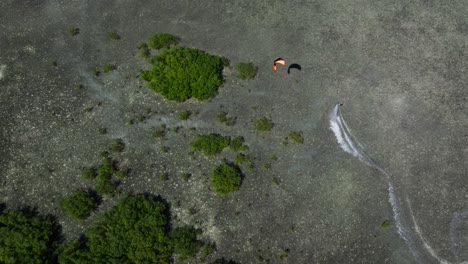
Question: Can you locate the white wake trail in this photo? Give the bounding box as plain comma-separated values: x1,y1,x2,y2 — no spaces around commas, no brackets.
329,103,464,264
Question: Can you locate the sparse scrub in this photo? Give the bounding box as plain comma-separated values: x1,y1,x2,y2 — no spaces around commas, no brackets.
106,32,120,40
288,131,304,144
381,220,390,229
170,228,203,261
217,112,236,126
60,191,98,220
116,168,130,179
254,117,274,131
148,33,180,49
98,127,107,134
102,64,116,73
160,173,169,181
161,146,170,153
235,153,250,164
110,138,125,152
210,163,242,194
68,26,79,36
95,176,116,196
152,125,167,138
229,136,247,151
201,242,216,260
178,110,191,120
236,62,257,80
140,47,226,102
211,258,238,264
191,134,230,156
140,48,151,58
272,177,280,185
82,167,96,180
82,106,93,113
181,173,191,182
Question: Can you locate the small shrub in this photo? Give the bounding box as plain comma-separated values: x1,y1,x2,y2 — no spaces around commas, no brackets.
106,32,120,40
95,177,116,196
102,64,116,73
137,42,148,49
191,134,230,156
160,173,169,181
288,131,304,144
148,33,180,49
82,106,93,113
97,157,115,178
272,177,280,185
152,126,166,138
254,117,273,131
141,47,225,102
161,146,170,153
68,26,79,36
181,173,191,182
381,220,391,229
178,110,191,120
236,62,257,80
217,112,236,126
263,164,271,171
98,127,107,134
82,167,96,180
116,168,130,179
235,153,250,164
136,115,145,123
110,138,125,152
229,136,246,151
60,191,98,220
140,48,151,58
99,150,110,158
201,242,216,261
210,163,242,194
170,228,202,260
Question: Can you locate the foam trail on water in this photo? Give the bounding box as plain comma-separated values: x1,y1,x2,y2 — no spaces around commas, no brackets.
329,104,418,259
330,103,468,264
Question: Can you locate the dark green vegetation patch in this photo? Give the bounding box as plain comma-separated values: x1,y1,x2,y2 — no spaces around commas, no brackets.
0,209,59,263
191,134,247,156
59,191,98,220
254,117,274,131
210,163,242,194
68,26,79,36
191,134,230,156
59,194,203,263
148,33,180,49
141,47,227,102
288,131,304,144
236,62,257,80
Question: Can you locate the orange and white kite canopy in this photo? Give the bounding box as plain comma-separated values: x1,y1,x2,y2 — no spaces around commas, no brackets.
272,57,286,71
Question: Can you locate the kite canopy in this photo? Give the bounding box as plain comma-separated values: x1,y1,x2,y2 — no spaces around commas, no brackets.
272,57,286,71
287,63,302,74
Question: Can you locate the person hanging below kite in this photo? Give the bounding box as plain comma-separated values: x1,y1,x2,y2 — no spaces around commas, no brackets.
272,57,286,71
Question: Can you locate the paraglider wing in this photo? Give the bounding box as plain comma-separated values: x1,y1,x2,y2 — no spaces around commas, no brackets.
287,63,302,74
272,57,286,71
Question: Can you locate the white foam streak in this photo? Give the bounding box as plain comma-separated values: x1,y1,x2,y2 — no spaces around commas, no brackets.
329,104,416,257
329,103,468,264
